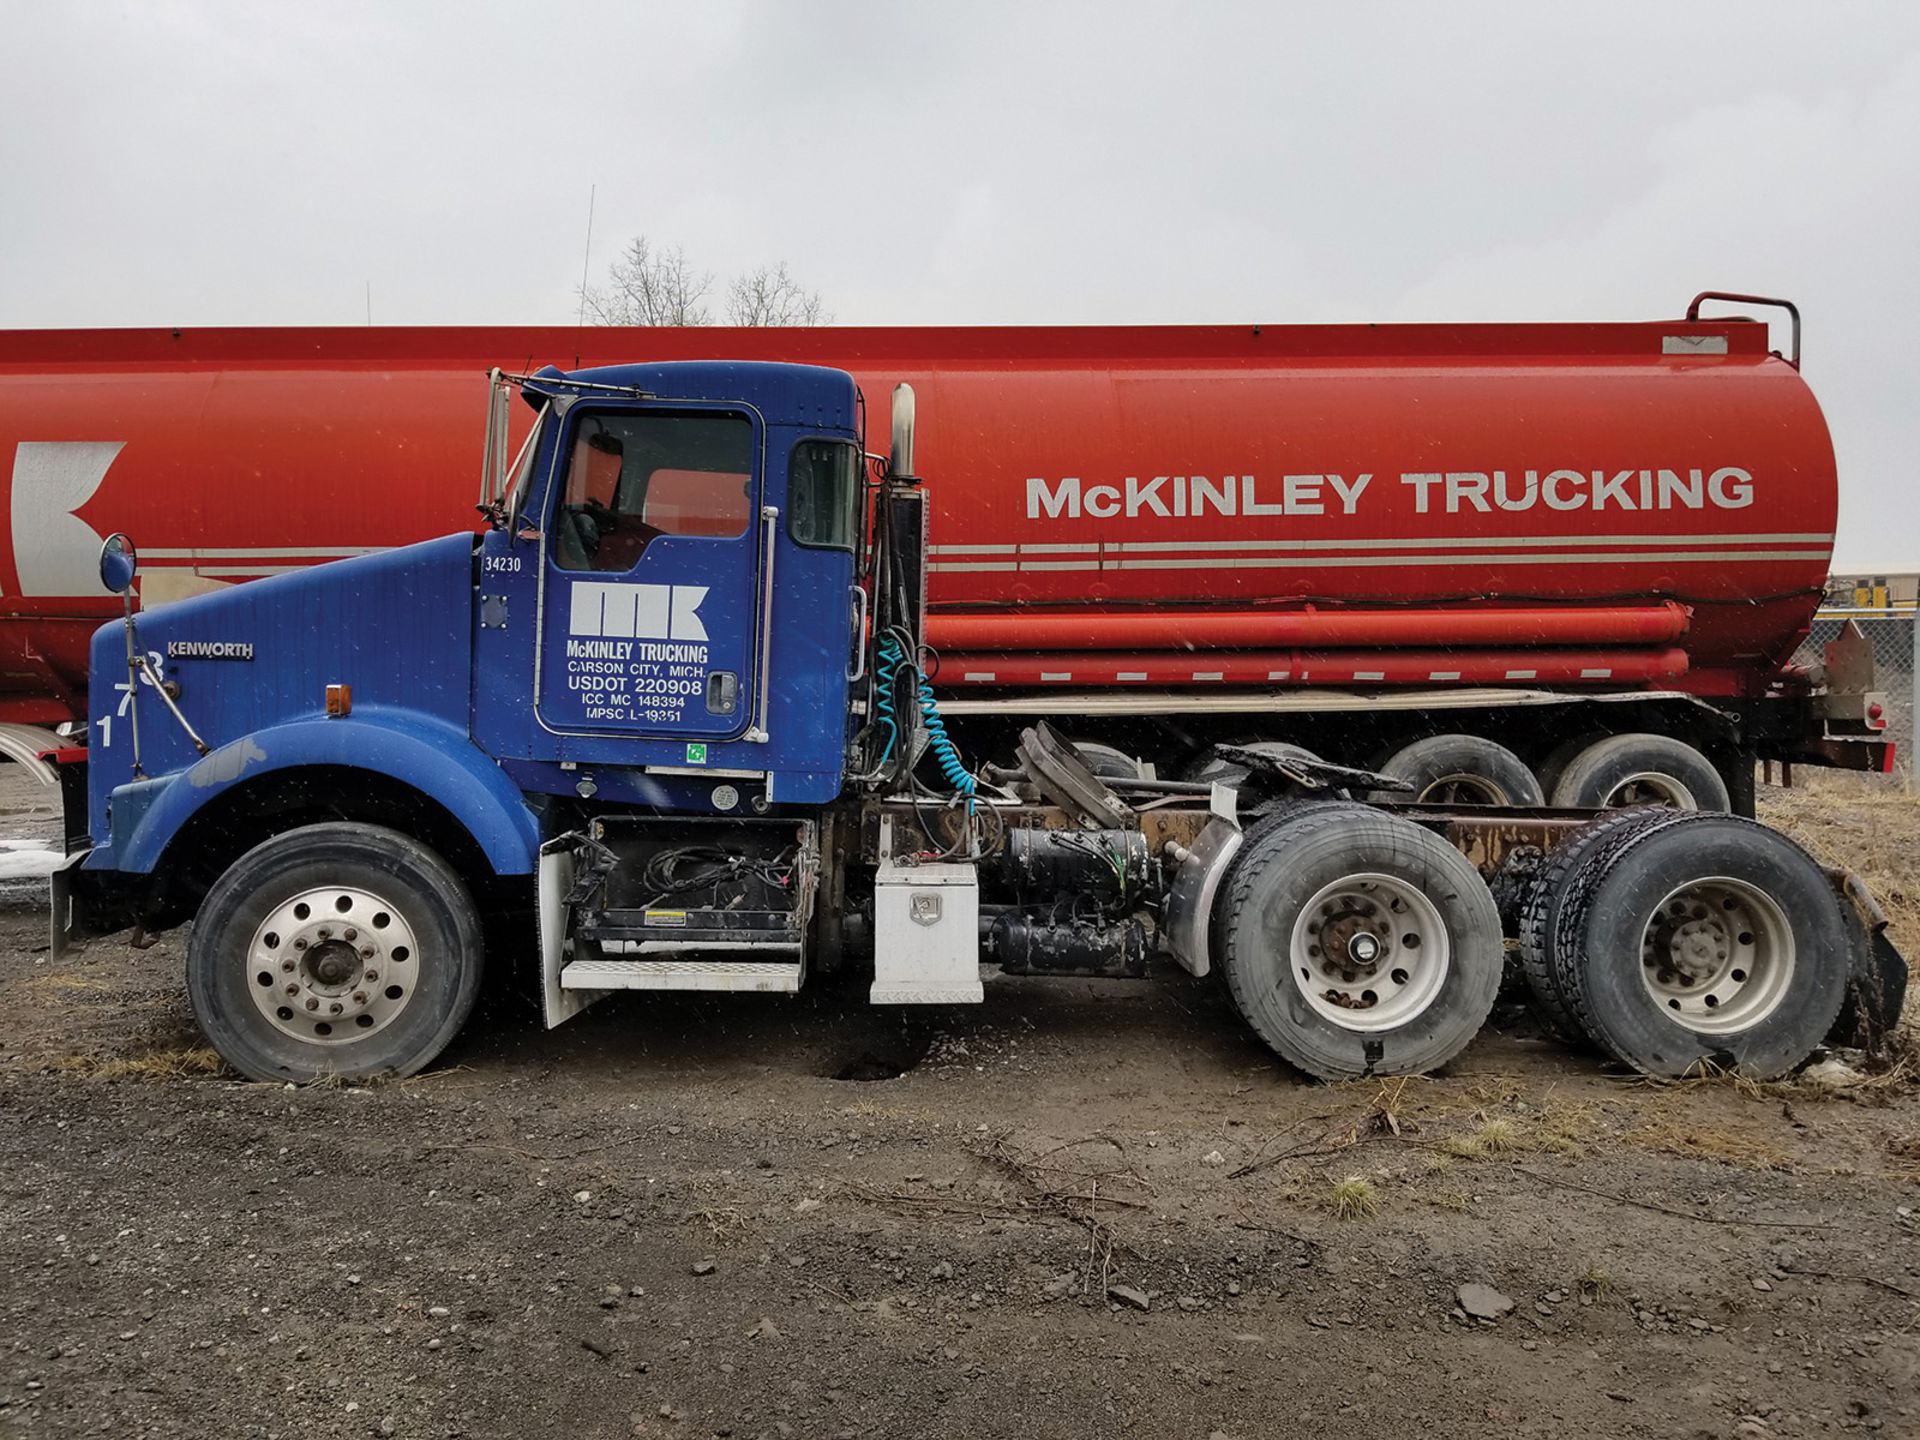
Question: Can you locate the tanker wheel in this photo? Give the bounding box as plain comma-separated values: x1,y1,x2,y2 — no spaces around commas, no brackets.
187,823,484,1083
1071,740,1147,781
1370,734,1544,807
1533,732,1604,800
1515,806,1688,1042
1549,813,1848,1078
1549,733,1730,811
1216,806,1502,1079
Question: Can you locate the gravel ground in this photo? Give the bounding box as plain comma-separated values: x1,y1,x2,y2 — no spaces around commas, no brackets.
1,770,1916,1439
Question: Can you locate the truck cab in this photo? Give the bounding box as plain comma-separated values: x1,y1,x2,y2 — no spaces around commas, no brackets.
471,361,864,812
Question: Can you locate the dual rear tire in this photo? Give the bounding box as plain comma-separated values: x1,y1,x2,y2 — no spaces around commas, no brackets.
1517,811,1846,1077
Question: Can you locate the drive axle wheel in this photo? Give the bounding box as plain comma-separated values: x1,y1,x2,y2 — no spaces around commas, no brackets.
1638,878,1795,1032
188,823,483,1083
1550,813,1846,1078
1290,872,1450,1028
1515,806,1685,1041
1217,807,1502,1079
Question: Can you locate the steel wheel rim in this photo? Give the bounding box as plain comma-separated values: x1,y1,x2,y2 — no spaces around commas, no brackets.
1288,871,1451,1031
1639,876,1794,1034
1417,772,1508,806
1603,770,1697,808
245,885,421,1044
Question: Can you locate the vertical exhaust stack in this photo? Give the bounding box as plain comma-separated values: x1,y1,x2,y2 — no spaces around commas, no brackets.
889,383,917,481
883,387,928,648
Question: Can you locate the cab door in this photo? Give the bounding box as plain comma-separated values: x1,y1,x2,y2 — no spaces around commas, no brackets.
535,402,763,743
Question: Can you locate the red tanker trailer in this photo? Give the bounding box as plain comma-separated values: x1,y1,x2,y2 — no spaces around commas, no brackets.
0,294,1889,807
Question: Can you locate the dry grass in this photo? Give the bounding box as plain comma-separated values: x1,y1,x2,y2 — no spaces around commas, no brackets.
1577,1263,1614,1300
1325,1175,1380,1221
1760,774,1920,969
1658,1051,1915,1100
27,973,114,993
686,1204,751,1242
51,1045,228,1081
1628,1118,1793,1172
1409,1186,1469,1213
1437,1115,1533,1160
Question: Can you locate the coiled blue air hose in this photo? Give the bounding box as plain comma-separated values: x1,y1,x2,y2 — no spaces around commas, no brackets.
873,635,903,766
917,681,977,803
875,634,975,804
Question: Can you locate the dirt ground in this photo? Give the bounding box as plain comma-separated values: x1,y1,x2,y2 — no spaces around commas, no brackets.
2,771,1917,1440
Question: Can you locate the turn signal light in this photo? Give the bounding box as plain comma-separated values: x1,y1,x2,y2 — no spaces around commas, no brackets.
326,683,352,717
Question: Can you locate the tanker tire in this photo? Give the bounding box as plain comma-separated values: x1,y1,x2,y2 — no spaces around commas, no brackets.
1515,806,1688,1042
1550,813,1848,1079
1371,734,1544,807
1549,733,1730,811
1533,732,1604,800
1217,806,1503,1079
1071,740,1147,781
188,823,484,1084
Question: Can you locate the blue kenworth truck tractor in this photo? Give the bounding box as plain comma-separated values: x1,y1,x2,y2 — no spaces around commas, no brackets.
48,361,1906,1084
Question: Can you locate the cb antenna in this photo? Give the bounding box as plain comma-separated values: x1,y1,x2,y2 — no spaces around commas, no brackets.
576,184,597,327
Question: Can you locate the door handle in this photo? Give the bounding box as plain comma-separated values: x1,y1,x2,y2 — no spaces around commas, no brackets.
745,505,778,744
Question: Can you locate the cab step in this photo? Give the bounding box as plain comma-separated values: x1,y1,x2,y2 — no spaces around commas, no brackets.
559,958,802,993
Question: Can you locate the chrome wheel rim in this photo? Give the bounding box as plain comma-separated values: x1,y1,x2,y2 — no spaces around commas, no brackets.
1639,876,1794,1034
1288,872,1450,1031
1603,771,1697,808
246,885,420,1044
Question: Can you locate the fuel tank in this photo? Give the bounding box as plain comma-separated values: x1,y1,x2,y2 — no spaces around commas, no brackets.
0,313,1834,721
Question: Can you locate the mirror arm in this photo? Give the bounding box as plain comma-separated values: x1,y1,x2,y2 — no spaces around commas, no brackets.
136,654,211,757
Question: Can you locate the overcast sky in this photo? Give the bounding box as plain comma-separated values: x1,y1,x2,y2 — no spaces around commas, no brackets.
2,2,1916,568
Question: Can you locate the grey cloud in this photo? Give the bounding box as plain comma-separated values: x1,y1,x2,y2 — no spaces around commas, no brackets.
1,1,1914,565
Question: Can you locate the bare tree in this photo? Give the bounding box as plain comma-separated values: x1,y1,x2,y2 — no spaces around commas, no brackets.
580,237,713,326
581,238,829,327
725,261,830,327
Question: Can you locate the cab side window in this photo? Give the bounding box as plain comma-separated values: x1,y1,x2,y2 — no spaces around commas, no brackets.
554,412,755,573
788,439,858,550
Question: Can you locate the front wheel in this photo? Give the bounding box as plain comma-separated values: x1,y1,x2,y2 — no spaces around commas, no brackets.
1216,806,1503,1079
188,823,484,1083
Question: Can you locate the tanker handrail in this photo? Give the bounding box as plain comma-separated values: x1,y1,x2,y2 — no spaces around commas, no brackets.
1687,291,1800,370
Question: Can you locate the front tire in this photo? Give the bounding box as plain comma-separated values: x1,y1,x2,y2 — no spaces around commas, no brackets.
1217,806,1503,1079
188,823,484,1083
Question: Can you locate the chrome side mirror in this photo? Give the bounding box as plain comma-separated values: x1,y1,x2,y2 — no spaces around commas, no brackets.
99,532,139,595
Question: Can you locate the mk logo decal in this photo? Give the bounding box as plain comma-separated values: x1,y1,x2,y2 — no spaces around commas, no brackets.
567,582,709,641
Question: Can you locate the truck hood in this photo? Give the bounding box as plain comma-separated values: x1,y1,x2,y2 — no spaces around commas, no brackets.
87,533,477,786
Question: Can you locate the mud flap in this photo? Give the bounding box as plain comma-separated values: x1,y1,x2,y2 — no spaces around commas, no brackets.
48,851,85,960
1827,870,1909,1052
538,843,609,1028
1162,814,1243,978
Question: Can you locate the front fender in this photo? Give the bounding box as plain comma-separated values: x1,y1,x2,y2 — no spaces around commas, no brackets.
110,708,539,876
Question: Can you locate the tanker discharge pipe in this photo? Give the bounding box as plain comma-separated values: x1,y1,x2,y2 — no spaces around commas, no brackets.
925,602,1691,653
